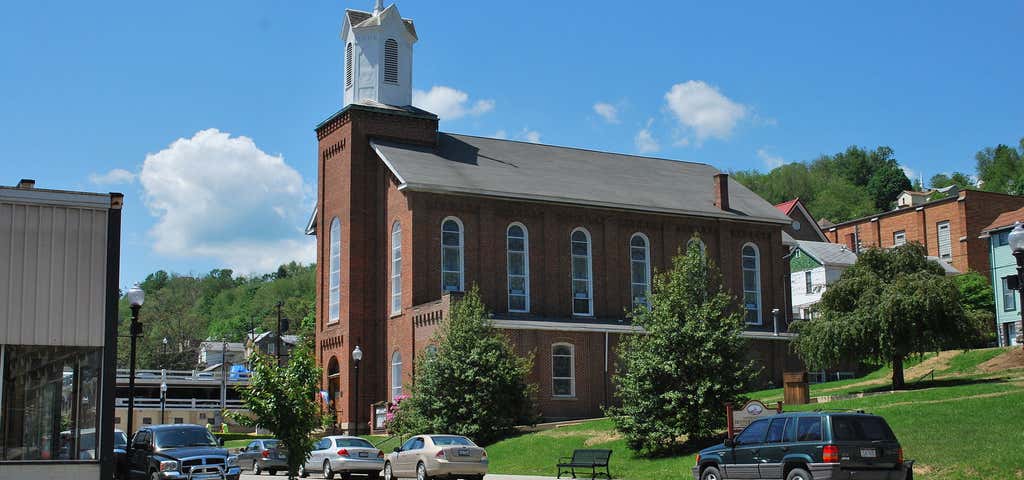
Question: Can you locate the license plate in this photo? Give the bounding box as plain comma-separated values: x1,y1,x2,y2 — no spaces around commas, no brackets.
358,452,368,458
860,448,877,458
457,448,470,457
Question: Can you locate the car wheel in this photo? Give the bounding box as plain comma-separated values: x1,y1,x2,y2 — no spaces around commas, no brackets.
254,462,262,475
787,467,812,480
383,462,395,480
416,462,428,480
323,460,334,480
700,466,721,480
299,464,308,478
269,470,277,476
151,471,161,480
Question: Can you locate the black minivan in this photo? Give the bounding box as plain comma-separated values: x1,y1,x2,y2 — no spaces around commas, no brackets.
693,411,913,480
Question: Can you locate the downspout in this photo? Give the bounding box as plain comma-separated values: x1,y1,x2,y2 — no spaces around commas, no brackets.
603,331,609,407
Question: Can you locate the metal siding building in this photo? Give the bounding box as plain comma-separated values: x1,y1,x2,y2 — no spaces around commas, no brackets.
0,181,122,480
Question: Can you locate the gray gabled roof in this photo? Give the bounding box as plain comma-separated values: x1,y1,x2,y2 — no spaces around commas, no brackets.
345,9,417,38
793,240,858,268
371,134,791,225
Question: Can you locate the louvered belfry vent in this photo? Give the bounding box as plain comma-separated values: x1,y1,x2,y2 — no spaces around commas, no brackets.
345,43,354,87
384,38,399,84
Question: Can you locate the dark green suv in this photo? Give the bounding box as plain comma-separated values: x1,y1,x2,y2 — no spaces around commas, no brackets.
692,411,913,480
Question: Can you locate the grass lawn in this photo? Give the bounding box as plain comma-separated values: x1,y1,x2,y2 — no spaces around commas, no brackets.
225,439,251,449
484,348,1024,479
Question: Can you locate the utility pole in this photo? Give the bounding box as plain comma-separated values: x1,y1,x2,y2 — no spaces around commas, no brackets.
275,301,283,366
220,338,228,413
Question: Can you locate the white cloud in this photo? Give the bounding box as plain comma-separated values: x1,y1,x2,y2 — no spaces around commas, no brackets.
520,129,542,144
757,148,785,169
634,119,660,154
664,80,748,143
593,102,620,124
139,128,313,274
89,168,137,185
900,165,918,183
491,130,508,139
412,86,494,120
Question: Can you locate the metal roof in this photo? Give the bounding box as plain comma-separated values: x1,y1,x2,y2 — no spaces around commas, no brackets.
371,133,791,224
793,240,858,268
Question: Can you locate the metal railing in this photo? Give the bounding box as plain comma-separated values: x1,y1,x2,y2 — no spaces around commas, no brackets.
116,368,250,383
115,397,248,410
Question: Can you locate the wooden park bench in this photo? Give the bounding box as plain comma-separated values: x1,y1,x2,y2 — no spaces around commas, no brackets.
556,449,612,479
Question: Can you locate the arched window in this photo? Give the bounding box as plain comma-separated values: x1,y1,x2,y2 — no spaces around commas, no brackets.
326,357,340,409
391,221,402,315
391,351,403,399
571,228,593,316
345,43,353,88
329,218,341,324
552,343,575,397
441,217,464,292
630,233,651,308
687,237,707,257
507,223,530,312
383,38,399,84
742,243,762,325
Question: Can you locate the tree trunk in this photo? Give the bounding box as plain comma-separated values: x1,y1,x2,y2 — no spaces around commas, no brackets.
891,355,905,390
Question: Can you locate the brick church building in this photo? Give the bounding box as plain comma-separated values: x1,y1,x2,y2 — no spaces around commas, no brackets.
309,1,801,431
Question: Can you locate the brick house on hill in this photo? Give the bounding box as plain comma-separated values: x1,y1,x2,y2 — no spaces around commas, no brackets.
825,189,1024,276
774,198,828,242
309,2,802,430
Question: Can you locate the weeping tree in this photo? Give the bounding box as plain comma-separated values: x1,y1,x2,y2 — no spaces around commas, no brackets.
606,240,758,456
791,244,982,389
235,345,324,479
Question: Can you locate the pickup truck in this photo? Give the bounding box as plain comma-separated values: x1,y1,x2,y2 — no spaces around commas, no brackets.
126,424,241,480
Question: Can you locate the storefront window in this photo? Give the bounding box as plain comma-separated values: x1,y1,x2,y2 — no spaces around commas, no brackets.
1,345,102,461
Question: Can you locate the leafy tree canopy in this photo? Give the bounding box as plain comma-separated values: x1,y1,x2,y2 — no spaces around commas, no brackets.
930,172,975,190
976,139,1024,194
606,240,757,457
391,287,537,445
792,244,983,389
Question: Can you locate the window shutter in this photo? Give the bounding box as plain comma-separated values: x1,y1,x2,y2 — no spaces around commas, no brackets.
345,43,353,87
937,221,951,259
383,39,399,84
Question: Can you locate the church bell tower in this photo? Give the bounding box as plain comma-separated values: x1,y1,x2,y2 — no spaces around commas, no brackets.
341,0,418,107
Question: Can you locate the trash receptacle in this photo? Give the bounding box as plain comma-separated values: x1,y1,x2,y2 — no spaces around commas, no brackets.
784,371,810,405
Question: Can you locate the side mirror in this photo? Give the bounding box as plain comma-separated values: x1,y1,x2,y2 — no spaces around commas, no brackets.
393,447,401,453
240,447,247,452
724,438,735,448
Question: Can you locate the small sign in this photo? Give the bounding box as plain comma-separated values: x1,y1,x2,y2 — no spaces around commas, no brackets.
727,400,782,437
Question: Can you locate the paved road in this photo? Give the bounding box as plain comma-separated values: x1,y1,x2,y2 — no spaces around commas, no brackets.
239,473,556,480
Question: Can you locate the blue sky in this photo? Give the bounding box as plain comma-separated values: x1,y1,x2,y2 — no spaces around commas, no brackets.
2,1,1022,287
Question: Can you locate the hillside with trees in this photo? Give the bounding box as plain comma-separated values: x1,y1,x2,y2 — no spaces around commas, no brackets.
116,262,315,370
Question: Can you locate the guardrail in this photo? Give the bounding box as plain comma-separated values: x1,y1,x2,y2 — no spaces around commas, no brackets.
115,397,248,410
116,369,250,383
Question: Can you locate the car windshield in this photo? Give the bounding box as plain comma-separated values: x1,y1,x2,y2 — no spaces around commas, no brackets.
155,428,219,448
336,438,374,448
430,436,474,446
831,416,896,442
115,432,128,448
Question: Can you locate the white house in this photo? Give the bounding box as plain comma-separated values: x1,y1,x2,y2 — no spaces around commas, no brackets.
789,240,858,320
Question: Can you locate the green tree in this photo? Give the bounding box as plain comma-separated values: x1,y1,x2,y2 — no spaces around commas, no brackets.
395,287,537,445
792,244,980,389
866,160,912,210
930,172,974,190
235,346,324,479
954,272,996,347
606,241,758,456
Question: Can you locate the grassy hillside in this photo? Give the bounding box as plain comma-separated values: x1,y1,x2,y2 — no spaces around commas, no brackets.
485,347,1024,479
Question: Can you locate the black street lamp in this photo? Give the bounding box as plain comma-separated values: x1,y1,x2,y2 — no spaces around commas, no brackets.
125,284,145,437
1007,223,1024,347
351,345,363,434
162,337,169,368
160,381,168,425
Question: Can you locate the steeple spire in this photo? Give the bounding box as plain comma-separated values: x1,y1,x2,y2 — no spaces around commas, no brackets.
373,0,383,15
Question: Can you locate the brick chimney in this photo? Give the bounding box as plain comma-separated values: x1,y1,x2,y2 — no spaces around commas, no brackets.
713,173,730,211
16,179,35,189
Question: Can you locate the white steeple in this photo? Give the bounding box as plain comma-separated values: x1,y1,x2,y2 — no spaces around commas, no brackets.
341,2,417,108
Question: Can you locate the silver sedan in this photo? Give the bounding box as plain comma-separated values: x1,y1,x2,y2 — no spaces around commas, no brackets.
302,436,383,479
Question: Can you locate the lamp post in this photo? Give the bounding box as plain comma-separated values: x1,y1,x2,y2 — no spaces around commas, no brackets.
351,346,363,434
1007,223,1024,347
162,337,169,368
160,381,168,425
125,284,145,437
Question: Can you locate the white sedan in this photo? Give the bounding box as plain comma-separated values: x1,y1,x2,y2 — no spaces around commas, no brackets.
302,436,384,479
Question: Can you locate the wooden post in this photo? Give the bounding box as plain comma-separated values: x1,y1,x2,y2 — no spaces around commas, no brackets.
776,401,784,413
725,402,735,440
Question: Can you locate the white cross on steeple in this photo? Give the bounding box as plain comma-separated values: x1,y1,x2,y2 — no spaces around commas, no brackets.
373,0,383,15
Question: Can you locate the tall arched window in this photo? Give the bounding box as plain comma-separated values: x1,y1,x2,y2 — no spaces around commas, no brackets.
441,217,464,292
742,243,762,325
327,357,340,410
630,233,650,308
383,38,399,84
552,343,575,397
391,351,403,399
329,218,341,324
507,223,530,312
391,221,402,315
345,43,353,88
571,228,593,316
